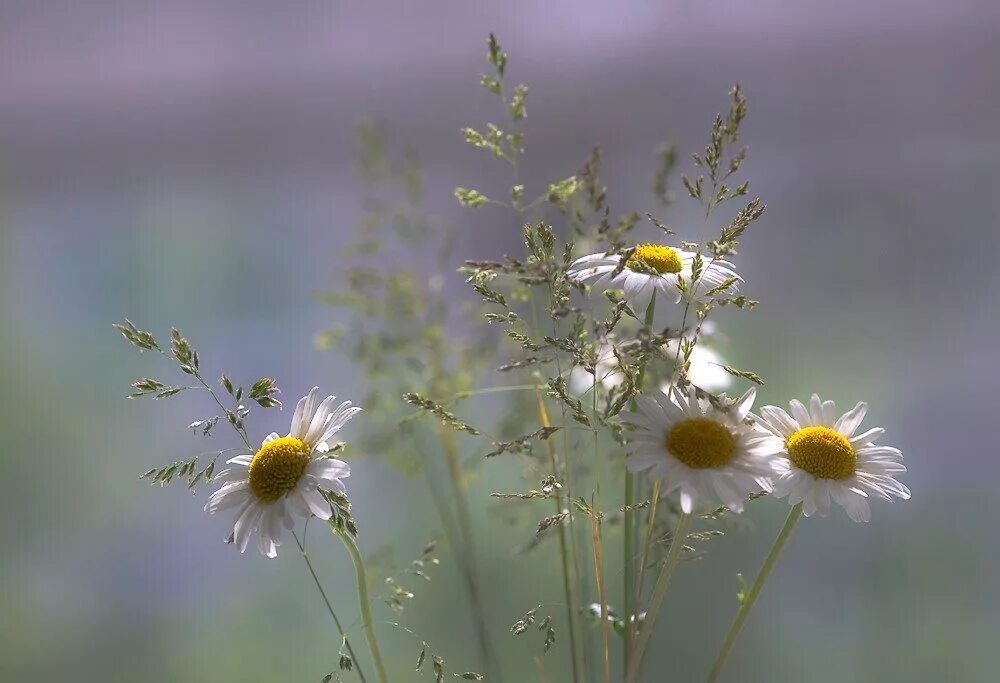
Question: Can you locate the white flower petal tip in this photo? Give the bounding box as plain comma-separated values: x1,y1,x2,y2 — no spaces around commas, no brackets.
757,394,909,523
204,387,359,558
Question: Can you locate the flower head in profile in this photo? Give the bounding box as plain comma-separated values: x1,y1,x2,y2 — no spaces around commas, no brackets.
623,387,778,513
205,387,361,557
662,321,732,394
568,341,625,395
567,244,740,311
756,395,910,522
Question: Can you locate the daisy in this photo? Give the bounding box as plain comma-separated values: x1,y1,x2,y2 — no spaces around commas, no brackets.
756,395,910,522
623,387,778,513
567,243,740,311
205,387,361,557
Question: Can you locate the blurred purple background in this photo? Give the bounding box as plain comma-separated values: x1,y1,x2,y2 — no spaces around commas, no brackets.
2,2,999,681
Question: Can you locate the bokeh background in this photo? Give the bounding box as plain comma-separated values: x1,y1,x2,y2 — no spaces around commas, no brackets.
2,2,999,681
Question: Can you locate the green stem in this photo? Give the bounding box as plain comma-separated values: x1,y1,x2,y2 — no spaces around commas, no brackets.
589,504,611,683
334,527,390,683
291,531,368,683
626,512,692,683
534,383,582,683
707,504,802,683
624,291,657,675
632,481,661,626
438,426,503,680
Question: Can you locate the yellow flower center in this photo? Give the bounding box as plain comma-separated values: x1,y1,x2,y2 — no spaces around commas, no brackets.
786,426,856,480
665,417,736,469
247,436,311,503
626,243,683,274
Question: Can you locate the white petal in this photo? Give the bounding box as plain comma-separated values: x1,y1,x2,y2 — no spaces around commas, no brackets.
234,503,262,553
308,457,351,482
304,395,338,445
291,388,319,440
679,489,695,514
821,400,837,427
789,400,812,427
316,404,362,446
809,395,825,425
301,485,333,520
732,388,756,423
834,402,868,437
849,427,884,445
205,482,250,514
287,489,311,518
759,406,800,437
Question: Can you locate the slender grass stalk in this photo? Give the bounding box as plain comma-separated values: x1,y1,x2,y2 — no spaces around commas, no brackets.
589,504,612,683
588,326,611,683
291,531,368,683
707,504,803,683
416,432,503,674
437,425,503,679
626,512,692,683
631,480,661,635
333,526,391,683
534,384,583,683
624,291,657,675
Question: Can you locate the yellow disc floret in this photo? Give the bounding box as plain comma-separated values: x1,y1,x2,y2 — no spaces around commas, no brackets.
248,436,312,503
626,243,683,274
786,426,856,480
666,417,736,469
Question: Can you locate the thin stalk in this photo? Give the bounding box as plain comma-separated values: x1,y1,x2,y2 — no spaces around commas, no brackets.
446,383,545,405
534,385,582,683
589,505,611,683
438,425,502,679
291,531,368,683
416,431,502,672
531,285,584,682
333,527,390,683
626,513,692,683
539,281,586,626
414,438,463,567
707,504,802,683
631,480,661,630
193,372,254,452
584,326,611,683
623,291,657,675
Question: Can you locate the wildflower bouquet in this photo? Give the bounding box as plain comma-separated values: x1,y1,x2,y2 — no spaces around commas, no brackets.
117,35,909,683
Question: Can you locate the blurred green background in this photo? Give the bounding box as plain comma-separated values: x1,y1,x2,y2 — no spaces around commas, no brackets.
2,2,999,681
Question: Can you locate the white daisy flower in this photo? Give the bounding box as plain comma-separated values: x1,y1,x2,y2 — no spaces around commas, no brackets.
204,387,361,558
756,395,910,523
567,243,740,311
623,387,778,513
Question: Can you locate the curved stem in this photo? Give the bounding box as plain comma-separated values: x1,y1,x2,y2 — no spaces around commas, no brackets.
632,481,661,624
626,512,692,683
624,291,657,675
534,383,582,683
438,425,502,679
589,503,611,683
707,504,802,683
334,527,391,683
291,531,368,683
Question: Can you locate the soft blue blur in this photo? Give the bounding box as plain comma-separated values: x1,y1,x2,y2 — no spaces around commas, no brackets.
2,2,999,681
